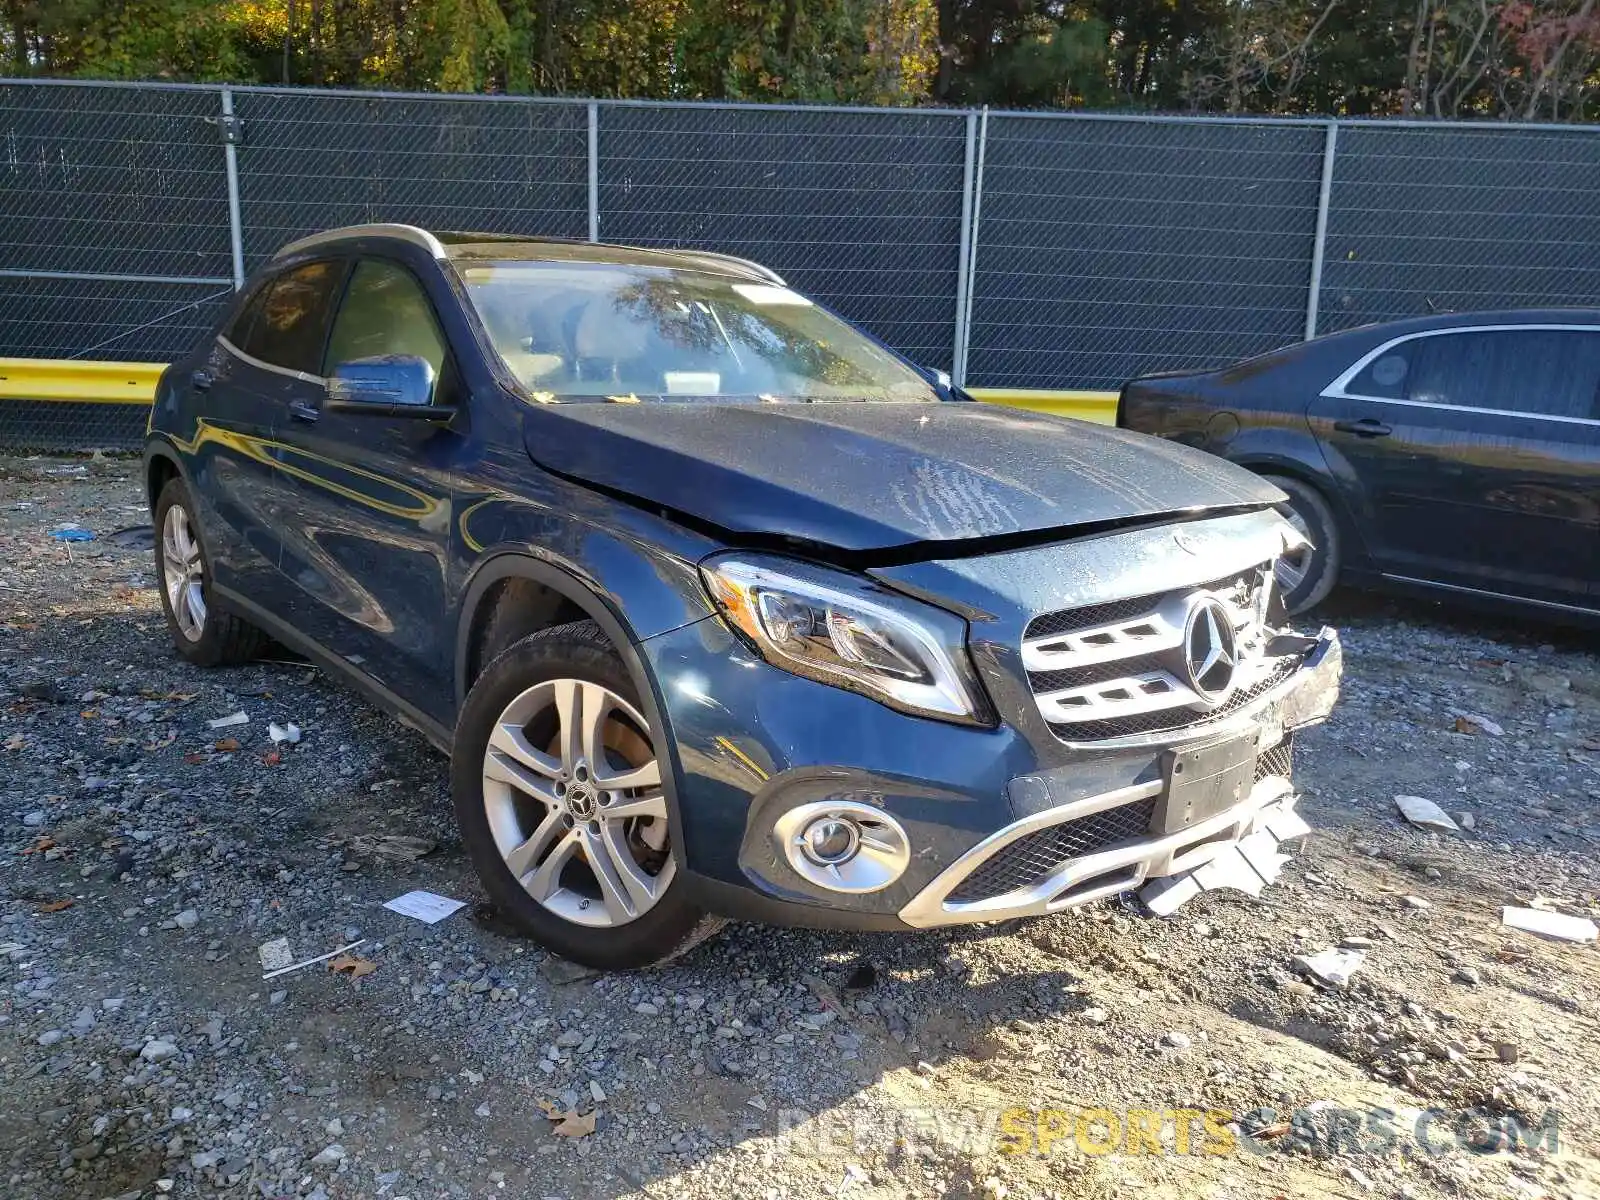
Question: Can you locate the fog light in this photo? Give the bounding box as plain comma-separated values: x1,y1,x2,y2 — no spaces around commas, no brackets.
801,817,860,865
773,800,911,894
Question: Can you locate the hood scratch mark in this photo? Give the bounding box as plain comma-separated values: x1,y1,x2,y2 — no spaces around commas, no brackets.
891,458,1025,540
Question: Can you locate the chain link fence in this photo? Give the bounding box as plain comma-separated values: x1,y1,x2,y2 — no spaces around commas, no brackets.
3,78,1599,449
967,114,1328,390
1317,123,1600,333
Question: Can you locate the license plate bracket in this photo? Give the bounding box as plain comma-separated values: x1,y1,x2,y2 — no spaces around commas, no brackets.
1158,734,1258,834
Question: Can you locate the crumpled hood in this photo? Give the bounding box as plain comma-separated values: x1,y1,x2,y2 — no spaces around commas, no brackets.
521,400,1280,552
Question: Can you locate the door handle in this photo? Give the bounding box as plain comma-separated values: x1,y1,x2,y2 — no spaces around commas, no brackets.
190,369,213,391
288,399,321,424
1333,418,1392,438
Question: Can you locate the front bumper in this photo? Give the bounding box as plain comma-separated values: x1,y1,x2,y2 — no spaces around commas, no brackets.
647,604,1341,929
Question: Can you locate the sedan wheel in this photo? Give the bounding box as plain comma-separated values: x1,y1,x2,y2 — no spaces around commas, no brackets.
481,678,673,928
1263,474,1342,614
160,502,208,641
1275,505,1316,596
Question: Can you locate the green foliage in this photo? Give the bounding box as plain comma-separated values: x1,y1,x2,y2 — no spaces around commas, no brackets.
3,0,1598,119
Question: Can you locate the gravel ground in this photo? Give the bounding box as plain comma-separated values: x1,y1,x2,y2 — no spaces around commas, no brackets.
2,454,1597,1200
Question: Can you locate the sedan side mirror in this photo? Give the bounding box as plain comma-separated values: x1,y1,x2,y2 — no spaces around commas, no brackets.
326,356,455,420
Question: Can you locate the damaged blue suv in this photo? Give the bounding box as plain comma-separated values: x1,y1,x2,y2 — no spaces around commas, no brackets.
145,225,1341,969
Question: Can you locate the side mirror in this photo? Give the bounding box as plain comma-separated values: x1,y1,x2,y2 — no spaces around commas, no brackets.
326,356,455,420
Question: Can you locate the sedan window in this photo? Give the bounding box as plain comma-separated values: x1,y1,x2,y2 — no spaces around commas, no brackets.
1407,329,1600,421
1348,349,1410,399
239,260,345,376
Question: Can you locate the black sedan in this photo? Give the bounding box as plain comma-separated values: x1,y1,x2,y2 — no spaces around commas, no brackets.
1118,310,1600,625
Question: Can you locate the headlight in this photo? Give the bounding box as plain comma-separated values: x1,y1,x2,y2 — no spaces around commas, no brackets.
700,554,992,725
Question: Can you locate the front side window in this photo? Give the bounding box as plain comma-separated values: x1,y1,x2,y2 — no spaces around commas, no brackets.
239,260,345,375
323,259,449,385
221,283,268,350
456,262,938,403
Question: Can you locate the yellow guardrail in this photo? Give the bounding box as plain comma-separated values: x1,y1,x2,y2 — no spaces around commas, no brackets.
967,387,1118,423
0,360,1121,423
0,358,165,405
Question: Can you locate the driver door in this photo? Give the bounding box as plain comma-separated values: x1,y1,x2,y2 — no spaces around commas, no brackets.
271,257,464,721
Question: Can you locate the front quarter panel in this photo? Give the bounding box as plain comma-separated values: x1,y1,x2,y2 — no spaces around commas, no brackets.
449,433,723,685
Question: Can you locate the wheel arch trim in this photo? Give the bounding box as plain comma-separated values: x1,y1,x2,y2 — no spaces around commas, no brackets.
453,551,698,870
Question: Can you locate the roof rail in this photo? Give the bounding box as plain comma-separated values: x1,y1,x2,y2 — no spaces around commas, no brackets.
274,223,447,261
664,250,786,286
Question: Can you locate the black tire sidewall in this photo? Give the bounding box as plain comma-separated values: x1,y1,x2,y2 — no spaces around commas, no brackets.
450,625,706,970
1265,474,1340,613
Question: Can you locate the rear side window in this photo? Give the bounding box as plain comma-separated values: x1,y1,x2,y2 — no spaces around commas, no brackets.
323,259,448,382
239,260,345,375
1406,329,1600,420
1347,348,1411,399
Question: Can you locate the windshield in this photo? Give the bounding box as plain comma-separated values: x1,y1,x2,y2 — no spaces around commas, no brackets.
457,262,939,403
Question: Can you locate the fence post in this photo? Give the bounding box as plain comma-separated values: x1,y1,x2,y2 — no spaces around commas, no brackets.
957,107,989,386
587,102,600,244
1304,119,1338,341
952,112,978,386
220,87,246,289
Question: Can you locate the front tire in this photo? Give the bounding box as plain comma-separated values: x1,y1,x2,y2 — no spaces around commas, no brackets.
1263,474,1341,614
451,620,723,970
153,478,267,666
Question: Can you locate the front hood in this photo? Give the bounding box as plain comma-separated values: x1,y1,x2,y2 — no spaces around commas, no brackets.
521,401,1280,552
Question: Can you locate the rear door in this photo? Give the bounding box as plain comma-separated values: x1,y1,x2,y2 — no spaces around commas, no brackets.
198,260,345,601
270,256,462,721
1311,325,1600,609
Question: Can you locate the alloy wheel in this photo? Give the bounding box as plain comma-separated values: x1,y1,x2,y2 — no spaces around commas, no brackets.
161,503,208,641
480,679,673,928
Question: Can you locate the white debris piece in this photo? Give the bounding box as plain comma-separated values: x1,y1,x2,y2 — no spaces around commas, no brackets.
207,711,249,729
1394,795,1461,833
383,890,466,924
268,722,301,745
1502,906,1598,943
1292,947,1367,988
257,937,295,973
1451,711,1504,737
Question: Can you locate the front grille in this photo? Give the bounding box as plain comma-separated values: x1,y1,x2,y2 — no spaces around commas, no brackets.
1025,595,1161,640
1022,562,1295,742
1047,655,1300,742
948,798,1159,903
1255,734,1294,781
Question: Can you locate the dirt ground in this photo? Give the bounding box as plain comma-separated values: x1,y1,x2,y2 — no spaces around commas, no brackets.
1,454,1596,1200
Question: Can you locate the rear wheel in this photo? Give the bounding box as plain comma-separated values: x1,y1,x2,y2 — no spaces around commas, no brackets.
451,620,723,969
153,478,267,666
1263,474,1340,614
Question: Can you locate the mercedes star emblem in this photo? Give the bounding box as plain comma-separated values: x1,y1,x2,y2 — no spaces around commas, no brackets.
1182,596,1238,704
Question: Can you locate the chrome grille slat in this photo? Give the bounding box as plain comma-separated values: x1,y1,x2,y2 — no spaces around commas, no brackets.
1024,564,1281,740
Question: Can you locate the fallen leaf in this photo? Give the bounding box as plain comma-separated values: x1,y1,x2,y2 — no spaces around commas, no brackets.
535,1097,562,1119
21,837,55,855
79,708,99,719
328,953,377,978
183,752,206,765
261,750,281,766
1252,1122,1292,1140
214,737,241,752
552,1109,597,1138
37,898,74,913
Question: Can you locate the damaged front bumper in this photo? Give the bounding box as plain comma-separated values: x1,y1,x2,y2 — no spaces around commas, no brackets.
898,625,1341,928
